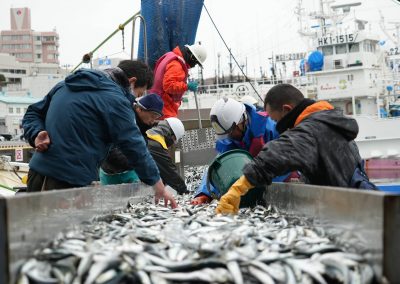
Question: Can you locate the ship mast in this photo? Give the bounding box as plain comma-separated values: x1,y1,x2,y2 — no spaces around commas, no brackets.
296,0,361,48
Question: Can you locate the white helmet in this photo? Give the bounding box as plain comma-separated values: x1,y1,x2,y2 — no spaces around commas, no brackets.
185,44,207,67
210,97,246,136
239,95,258,106
165,117,185,141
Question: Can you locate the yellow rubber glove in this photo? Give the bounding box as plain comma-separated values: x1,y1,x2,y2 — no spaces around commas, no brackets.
215,175,254,214
21,175,28,184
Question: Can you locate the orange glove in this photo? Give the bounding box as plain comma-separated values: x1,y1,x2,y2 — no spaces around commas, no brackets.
215,175,253,214
190,194,212,205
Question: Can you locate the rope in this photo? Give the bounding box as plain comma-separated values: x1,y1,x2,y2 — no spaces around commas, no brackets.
119,24,125,51
202,3,263,101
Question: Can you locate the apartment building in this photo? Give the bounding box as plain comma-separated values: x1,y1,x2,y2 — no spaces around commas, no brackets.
0,8,59,64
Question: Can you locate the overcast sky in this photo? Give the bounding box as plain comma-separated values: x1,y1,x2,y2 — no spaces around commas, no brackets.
1,0,399,79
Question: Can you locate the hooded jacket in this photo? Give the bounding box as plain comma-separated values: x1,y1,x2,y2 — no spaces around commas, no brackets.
243,101,362,187
22,68,160,186
149,46,189,118
146,121,188,194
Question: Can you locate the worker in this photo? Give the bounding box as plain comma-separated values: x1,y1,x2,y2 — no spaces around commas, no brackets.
191,97,295,205
146,117,188,195
22,60,176,208
216,84,377,214
149,43,207,118
100,93,164,185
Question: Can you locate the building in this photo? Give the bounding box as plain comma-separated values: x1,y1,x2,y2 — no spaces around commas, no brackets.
0,53,65,98
0,95,41,136
0,8,59,64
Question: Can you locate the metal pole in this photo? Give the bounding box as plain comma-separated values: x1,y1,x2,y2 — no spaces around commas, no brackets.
193,91,202,129
216,52,220,97
131,14,148,64
71,11,140,73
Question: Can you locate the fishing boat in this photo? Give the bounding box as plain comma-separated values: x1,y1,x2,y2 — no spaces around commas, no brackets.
181,0,400,173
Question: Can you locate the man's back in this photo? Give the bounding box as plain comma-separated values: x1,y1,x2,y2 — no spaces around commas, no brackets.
245,108,360,188
294,109,360,186
24,69,141,186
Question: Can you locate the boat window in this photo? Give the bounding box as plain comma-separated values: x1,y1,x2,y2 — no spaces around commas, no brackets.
349,43,360,53
335,44,347,54
321,46,333,56
363,41,376,53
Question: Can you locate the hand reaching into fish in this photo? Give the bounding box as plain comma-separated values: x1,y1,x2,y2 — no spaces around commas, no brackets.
153,179,178,209
216,175,253,214
34,130,51,152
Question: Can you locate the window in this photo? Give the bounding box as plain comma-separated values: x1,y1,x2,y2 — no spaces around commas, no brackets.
363,41,376,53
349,43,360,53
42,36,55,42
335,44,347,54
36,54,41,59
321,46,333,56
16,108,21,114
9,107,13,114
334,59,343,69
36,36,41,41
15,53,32,59
348,74,354,81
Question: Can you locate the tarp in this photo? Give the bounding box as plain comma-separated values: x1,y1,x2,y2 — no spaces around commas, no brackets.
138,0,204,68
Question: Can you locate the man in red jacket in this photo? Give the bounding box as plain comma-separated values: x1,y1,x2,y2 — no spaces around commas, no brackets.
149,44,207,118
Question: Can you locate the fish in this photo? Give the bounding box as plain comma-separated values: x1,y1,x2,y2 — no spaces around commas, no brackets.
15,166,377,284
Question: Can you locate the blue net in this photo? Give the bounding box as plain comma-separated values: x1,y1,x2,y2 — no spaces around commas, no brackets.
138,0,204,68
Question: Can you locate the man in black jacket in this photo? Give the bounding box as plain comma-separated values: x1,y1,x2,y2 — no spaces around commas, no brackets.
216,83,376,214
146,117,188,194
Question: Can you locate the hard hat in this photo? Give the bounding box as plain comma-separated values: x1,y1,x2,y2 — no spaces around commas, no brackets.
239,95,258,106
185,44,207,67
210,97,246,136
165,117,185,141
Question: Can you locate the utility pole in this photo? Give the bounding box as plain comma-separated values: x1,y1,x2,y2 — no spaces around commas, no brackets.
245,56,248,80
229,48,233,82
217,52,221,95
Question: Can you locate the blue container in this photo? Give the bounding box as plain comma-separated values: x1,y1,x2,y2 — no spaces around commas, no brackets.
308,50,324,71
377,184,400,193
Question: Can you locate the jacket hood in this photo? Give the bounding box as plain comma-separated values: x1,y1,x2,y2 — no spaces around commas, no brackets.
65,69,119,92
147,120,175,147
307,109,359,140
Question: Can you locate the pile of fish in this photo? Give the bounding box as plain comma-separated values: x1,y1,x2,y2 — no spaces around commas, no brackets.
16,193,376,284
183,165,207,193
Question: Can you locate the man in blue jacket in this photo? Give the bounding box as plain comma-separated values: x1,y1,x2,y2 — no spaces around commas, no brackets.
191,97,295,205
22,60,176,208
